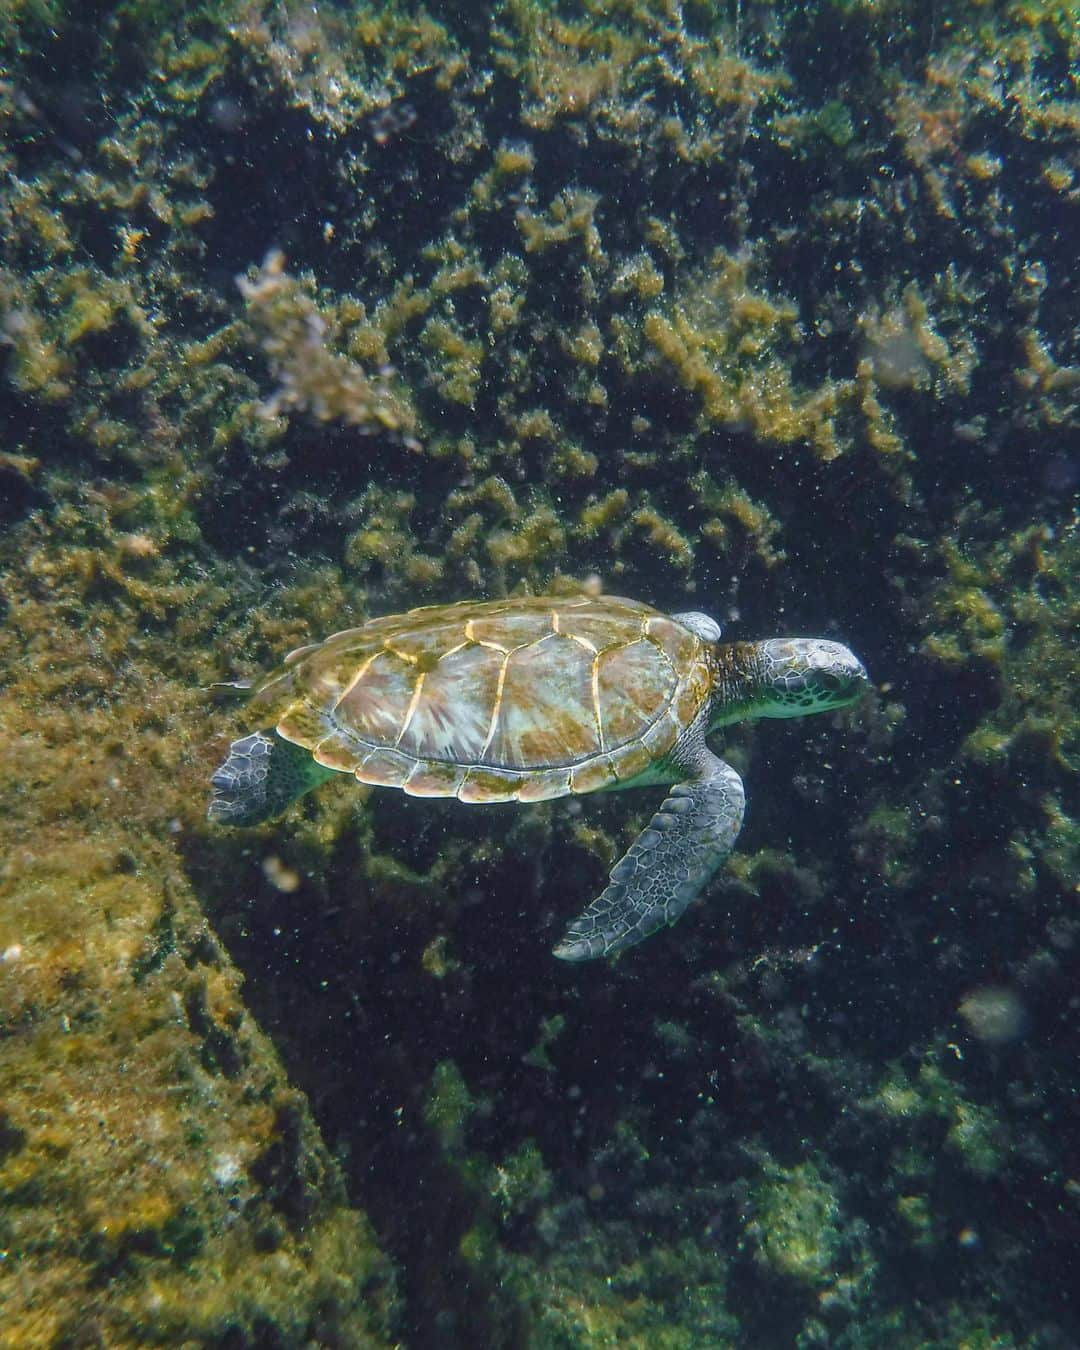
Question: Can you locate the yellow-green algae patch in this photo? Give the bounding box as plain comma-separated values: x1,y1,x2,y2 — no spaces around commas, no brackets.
643,250,851,461
865,1053,1005,1181
0,533,396,1345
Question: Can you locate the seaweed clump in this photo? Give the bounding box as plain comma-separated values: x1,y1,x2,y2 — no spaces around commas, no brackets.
239,249,419,441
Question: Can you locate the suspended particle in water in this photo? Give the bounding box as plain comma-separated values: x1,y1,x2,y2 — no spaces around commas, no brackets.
957,986,1027,1044
262,854,301,893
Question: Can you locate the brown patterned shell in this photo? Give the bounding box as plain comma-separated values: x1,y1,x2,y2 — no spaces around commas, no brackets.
247,594,712,804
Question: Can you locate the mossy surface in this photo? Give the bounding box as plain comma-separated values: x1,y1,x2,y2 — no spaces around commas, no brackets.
0,0,1077,1345
0,530,397,1345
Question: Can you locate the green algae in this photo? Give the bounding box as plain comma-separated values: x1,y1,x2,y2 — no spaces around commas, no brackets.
0,581,396,1345
424,1059,475,1155
748,1160,868,1293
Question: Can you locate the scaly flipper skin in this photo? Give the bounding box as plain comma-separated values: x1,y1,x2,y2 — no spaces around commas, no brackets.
208,731,333,826
553,746,745,962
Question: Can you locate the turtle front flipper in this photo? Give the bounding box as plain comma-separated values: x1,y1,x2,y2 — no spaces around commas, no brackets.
553,754,745,962
208,731,335,826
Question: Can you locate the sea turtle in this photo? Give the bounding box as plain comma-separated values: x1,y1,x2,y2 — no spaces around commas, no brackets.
209,594,868,961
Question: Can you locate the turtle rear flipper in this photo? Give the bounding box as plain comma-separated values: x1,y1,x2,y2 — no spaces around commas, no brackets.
553,754,744,961
208,731,333,826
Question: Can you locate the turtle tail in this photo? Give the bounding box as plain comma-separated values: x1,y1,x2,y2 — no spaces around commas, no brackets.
208,731,333,826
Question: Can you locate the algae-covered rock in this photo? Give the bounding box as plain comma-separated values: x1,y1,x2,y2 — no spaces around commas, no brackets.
0,525,397,1343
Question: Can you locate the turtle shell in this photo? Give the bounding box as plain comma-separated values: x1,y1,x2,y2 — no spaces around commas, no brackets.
248,594,712,803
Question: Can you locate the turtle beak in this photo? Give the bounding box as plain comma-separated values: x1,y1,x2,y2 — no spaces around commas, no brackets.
823,653,871,706
844,660,872,703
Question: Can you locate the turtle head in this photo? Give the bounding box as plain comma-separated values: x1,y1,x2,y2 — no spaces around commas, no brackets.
754,638,870,719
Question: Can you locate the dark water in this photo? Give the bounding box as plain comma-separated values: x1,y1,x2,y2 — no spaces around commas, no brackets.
0,3,1076,1346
